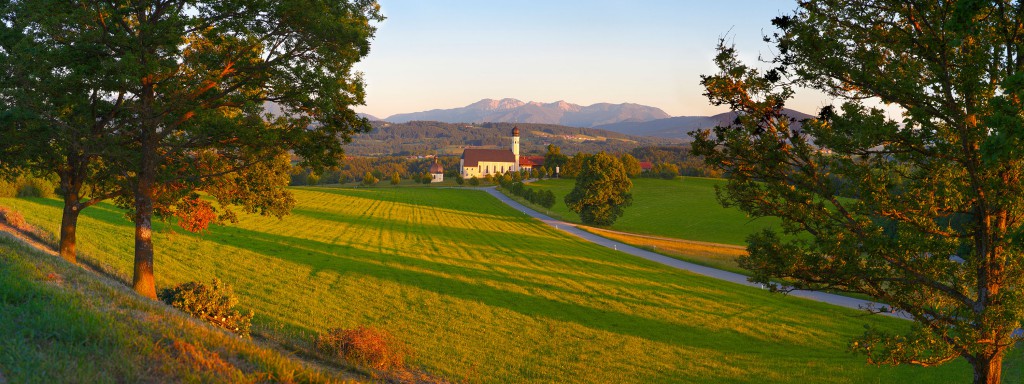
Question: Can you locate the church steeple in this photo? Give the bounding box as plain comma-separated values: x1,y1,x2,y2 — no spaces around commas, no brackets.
511,126,520,171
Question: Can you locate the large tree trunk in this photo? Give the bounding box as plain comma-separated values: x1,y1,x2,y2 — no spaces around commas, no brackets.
971,354,1002,384
132,132,158,300
58,169,84,264
58,200,80,263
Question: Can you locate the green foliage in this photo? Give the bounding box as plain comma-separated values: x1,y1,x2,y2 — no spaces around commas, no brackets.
0,177,55,199
564,152,632,225
559,152,592,178
390,172,401,185
158,279,254,337
455,174,464,185
692,2,1024,380
544,144,569,173
361,172,379,186
16,179,50,198
648,163,680,180
620,154,642,178
468,176,480,186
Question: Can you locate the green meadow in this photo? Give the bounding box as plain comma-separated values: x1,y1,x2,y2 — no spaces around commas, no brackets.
1,187,975,383
529,177,783,246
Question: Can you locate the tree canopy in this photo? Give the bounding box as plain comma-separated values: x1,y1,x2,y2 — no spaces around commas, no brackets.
564,152,632,226
1,0,383,299
691,1,1024,383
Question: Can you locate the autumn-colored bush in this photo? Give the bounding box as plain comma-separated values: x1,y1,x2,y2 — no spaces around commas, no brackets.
159,279,254,337
315,326,409,372
0,206,26,229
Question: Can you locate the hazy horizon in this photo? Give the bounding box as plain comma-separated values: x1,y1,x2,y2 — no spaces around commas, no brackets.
355,0,833,119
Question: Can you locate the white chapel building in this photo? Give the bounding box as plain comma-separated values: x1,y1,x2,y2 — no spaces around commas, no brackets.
460,126,523,178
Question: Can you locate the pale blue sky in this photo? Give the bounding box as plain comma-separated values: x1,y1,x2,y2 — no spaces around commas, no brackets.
355,0,830,118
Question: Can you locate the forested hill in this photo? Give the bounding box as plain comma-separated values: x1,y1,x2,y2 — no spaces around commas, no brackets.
345,121,684,156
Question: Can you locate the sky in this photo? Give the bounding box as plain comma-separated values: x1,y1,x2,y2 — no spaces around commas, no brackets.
354,0,832,119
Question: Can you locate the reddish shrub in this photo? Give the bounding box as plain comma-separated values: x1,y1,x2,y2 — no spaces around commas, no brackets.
315,326,409,372
0,206,26,230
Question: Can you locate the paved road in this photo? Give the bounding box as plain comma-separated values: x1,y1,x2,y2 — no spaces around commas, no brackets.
483,187,907,319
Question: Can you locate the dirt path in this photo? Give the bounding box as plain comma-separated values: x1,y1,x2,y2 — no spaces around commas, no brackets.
0,220,58,257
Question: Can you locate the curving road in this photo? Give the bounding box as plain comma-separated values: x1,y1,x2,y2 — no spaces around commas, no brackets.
483,186,908,319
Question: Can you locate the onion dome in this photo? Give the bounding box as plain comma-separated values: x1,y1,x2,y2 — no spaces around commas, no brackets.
429,161,444,174
511,126,520,136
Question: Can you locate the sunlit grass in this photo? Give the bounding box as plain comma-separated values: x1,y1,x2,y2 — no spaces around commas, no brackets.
530,177,783,245
0,236,354,383
0,187,974,383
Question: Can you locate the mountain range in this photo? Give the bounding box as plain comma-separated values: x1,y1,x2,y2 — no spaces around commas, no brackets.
384,98,670,128
373,99,814,139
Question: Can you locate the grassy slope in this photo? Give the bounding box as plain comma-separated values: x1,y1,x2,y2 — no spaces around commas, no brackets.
530,177,782,246
0,235,353,383
0,188,975,383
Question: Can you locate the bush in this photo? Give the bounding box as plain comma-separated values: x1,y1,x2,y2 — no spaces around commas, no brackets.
0,180,16,198
158,279,254,337
316,326,409,372
0,206,26,229
468,176,480,186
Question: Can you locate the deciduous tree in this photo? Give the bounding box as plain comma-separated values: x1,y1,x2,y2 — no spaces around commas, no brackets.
620,154,642,178
6,1,382,299
564,152,632,225
692,2,1024,382
0,3,129,263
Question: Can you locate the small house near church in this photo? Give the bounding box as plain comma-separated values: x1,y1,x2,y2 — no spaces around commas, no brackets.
429,160,445,183
460,126,523,178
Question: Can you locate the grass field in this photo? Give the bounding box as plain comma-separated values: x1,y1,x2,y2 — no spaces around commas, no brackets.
0,235,352,383
528,177,783,246
0,187,984,383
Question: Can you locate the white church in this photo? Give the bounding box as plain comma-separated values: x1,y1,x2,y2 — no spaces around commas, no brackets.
460,126,530,178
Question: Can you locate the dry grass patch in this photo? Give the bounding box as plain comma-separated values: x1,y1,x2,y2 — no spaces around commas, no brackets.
582,226,748,273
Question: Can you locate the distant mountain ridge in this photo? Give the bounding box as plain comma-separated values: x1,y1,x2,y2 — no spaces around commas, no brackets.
593,108,816,139
384,98,671,128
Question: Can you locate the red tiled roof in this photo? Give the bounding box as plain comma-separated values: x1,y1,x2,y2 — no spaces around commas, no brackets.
461,148,515,167
639,161,654,171
523,156,544,166
519,157,535,167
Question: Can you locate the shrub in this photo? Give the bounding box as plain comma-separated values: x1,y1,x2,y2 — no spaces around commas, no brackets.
158,279,254,337
0,206,26,229
468,176,480,186
316,326,409,372
13,177,55,199
0,180,16,198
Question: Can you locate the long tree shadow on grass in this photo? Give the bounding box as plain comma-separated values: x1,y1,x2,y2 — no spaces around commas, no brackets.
199,224,830,350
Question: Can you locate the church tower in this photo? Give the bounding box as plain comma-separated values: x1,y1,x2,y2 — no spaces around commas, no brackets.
511,126,520,171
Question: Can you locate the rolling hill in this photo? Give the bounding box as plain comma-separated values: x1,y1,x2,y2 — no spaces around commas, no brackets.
594,108,816,139
346,120,684,156
0,188,979,383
